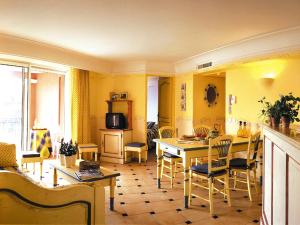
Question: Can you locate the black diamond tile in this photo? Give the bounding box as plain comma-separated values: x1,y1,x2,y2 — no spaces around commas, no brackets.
153,178,157,180
150,173,153,175
132,173,136,175
258,203,262,206
137,184,142,187
237,209,243,213
120,202,125,205
149,211,155,215
169,198,174,201
141,192,146,195
177,182,181,184
117,185,121,188
135,178,139,181
192,196,196,199
185,220,192,224
162,190,167,193
224,200,228,203
146,168,150,170
176,208,182,212
122,213,128,217
253,219,259,223
59,177,63,180
201,204,206,208
212,215,218,219
244,195,248,198
145,200,150,203
118,193,123,195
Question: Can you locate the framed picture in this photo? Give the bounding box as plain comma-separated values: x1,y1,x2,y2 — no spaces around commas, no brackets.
111,94,119,100
120,92,128,100
181,83,186,111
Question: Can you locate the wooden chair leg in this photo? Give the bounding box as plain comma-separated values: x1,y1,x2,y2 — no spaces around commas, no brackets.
160,158,164,179
189,170,192,204
246,170,252,201
233,170,237,189
253,168,258,193
170,159,174,188
208,178,214,216
33,162,35,174
139,152,141,164
225,173,231,207
124,151,127,163
40,161,43,179
174,161,177,178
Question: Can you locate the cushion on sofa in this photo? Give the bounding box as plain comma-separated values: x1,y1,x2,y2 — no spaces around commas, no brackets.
0,142,17,167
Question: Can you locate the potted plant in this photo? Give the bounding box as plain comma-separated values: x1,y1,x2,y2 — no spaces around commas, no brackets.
278,93,300,128
64,140,78,168
258,97,281,127
58,138,67,166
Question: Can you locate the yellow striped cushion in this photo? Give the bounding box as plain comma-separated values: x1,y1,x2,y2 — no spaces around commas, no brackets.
0,142,17,167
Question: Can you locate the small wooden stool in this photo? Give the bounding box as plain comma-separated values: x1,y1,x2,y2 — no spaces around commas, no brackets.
124,142,147,164
21,151,43,179
78,143,98,161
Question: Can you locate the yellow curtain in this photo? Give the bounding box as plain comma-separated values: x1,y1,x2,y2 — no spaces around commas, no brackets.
70,68,91,144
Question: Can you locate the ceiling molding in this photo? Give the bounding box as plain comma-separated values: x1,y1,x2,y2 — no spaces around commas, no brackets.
175,26,300,74
0,33,112,74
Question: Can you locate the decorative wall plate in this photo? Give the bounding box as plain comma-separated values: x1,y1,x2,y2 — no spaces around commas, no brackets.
204,84,219,107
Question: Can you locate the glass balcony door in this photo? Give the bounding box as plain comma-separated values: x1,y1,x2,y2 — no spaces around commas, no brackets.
0,64,29,151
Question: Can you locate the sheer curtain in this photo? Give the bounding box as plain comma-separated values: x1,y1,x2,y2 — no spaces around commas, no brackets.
70,68,91,144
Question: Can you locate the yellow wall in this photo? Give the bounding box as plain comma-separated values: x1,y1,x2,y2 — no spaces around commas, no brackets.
89,73,147,145
193,74,225,130
174,72,194,136
226,57,300,134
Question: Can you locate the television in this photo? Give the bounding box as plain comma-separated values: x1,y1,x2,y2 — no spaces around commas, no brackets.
106,113,126,129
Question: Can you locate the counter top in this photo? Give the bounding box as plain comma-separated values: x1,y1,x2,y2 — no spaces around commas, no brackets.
263,125,300,149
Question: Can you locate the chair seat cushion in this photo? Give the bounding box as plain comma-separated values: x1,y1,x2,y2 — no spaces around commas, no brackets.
230,158,255,170
22,151,40,158
0,142,17,167
191,164,227,177
126,142,146,147
163,152,180,158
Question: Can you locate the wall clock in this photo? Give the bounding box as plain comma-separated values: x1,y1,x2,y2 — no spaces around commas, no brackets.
204,84,219,107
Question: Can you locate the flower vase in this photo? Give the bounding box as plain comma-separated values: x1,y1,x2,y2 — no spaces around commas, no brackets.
65,154,76,168
59,154,65,166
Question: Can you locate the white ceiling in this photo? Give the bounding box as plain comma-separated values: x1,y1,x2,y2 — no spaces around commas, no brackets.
1,0,300,62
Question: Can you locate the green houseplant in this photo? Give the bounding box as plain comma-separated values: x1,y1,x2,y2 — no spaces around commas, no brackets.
258,93,300,128
258,97,281,127
277,93,300,128
59,139,78,167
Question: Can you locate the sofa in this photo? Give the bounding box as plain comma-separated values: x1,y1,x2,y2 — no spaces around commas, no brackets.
0,142,105,225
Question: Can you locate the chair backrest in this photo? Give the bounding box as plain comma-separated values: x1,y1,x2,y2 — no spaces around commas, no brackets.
159,126,176,138
246,131,261,165
193,125,211,136
208,135,233,173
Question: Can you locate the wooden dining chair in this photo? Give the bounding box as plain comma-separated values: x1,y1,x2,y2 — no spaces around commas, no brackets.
193,125,212,165
189,135,233,216
229,132,261,201
159,126,182,188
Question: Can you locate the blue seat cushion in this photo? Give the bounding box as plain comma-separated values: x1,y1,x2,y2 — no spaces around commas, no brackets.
191,164,226,177
126,142,146,147
230,158,255,170
163,152,180,158
22,151,40,158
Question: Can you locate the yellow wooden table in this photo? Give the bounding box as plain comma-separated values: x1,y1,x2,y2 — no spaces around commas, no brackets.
49,160,120,211
154,136,251,208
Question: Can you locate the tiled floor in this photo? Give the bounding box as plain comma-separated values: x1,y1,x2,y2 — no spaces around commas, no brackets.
23,151,262,225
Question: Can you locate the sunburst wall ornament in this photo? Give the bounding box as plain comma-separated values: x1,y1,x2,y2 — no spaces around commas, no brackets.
204,84,219,107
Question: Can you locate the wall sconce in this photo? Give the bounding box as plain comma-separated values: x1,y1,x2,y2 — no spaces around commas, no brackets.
260,72,275,86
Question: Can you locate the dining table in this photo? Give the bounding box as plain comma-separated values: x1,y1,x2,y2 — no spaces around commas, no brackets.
154,136,255,208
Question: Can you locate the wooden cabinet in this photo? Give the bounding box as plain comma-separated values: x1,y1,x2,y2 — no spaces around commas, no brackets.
100,129,132,164
261,126,300,225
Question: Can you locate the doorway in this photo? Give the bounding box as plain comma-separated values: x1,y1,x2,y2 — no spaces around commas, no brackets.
146,76,173,158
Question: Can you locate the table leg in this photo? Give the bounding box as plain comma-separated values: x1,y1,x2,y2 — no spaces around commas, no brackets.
53,168,58,186
183,154,191,208
110,177,116,211
156,143,162,188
